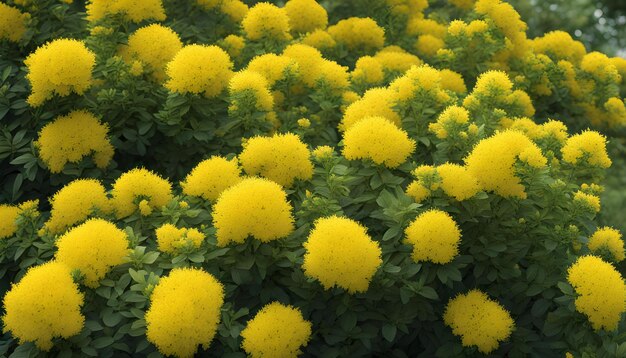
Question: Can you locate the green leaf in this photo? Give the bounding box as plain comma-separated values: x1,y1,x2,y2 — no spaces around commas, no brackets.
382,323,397,342
418,286,439,300
92,337,115,349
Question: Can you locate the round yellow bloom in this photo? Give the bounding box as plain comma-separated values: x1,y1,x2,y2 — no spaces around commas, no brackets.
165,45,234,98
405,210,462,264
328,17,385,51
111,168,173,218
241,302,312,358
573,191,601,213
302,215,382,293
588,227,625,262
284,0,328,34
2,261,85,351
374,49,422,74
342,116,415,168
146,268,224,357
532,31,586,63
465,131,547,198
220,0,249,22
0,3,29,43
239,133,313,187
44,179,111,234
580,52,620,82
222,34,246,58
0,204,19,239
341,87,401,130
86,0,166,23
181,156,241,201
55,218,128,287
155,224,205,254
438,163,481,200
352,56,384,85
123,24,182,82
415,34,444,57
443,289,515,354
212,177,294,246
301,29,336,50
561,131,612,168
246,54,298,86
282,43,324,87
229,70,274,111
567,255,626,331
439,69,467,93
242,2,291,41
25,39,95,106
36,110,114,173
312,145,334,160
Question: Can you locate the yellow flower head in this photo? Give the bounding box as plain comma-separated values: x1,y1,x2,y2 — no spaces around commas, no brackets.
282,43,324,87
155,224,205,254
588,227,625,262
429,105,470,139
405,210,462,264
181,156,241,201
0,204,20,239
2,261,85,351
465,131,547,198
86,0,166,23
146,268,224,357
123,24,182,82
165,45,234,98
374,49,422,74
229,70,274,111
25,39,95,106
0,3,29,43
220,0,249,22
312,145,334,160
303,216,382,293
36,110,114,173
341,87,400,130
301,29,337,50
239,133,313,187
439,69,467,93
415,34,444,57
388,65,444,102
284,0,328,34
580,52,620,82
222,34,246,58
532,31,586,63
561,131,612,168
438,163,481,200
241,302,312,358
246,54,299,86
342,116,415,168
573,191,601,213
44,179,111,234
352,56,384,85
567,255,626,331
242,2,291,41
212,177,294,246
328,17,385,52
55,219,128,287
111,168,173,218
443,289,515,354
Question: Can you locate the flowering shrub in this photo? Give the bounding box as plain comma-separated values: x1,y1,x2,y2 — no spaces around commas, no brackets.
1,0,626,357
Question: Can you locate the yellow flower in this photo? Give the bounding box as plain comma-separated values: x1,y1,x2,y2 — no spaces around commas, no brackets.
55,218,128,287
429,105,470,139
341,88,401,131
239,133,313,187
242,2,291,41
301,29,337,50
580,52,620,82
212,177,294,246
44,179,111,234
146,268,224,357
111,168,173,218
406,181,431,203
2,261,85,351
405,210,462,264
0,204,19,239
181,156,241,201
443,289,514,354
312,145,334,160
532,31,586,63
588,227,625,262
282,43,324,87
439,69,467,93
123,24,182,82
438,163,481,200
465,131,547,198
352,56,384,85
86,0,166,23
342,116,415,169
25,39,95,106
567,255,626,331
36,110,114,173
220,0,249,22
328,17,385,52
284,0,328,34
302,216,382,293
165,45,234,98
229,70,274,111
374,49,422,74
241,302,312,358
155,224,205,254
0,3,29,43
246,54,298,86
561,131,612,168
298,118,311,128
415,34,444,57
573,191,601,213
222,34,246,59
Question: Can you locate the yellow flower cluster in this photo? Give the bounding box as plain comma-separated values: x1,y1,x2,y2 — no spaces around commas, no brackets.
340,88,401,130
36,110,114,173
122,24,182,82
406,163,480,202
86,0,166,23
405,210,462,264
428,105,476,140
0,3,29,43
302,216,382,293
197,0,248,22
145,268,224,357
327,17,385,52
282,44,348,91
443,289,515,354
229,70,274,111
111,168,173,218
463,70,535,120
475,0,528,56
44,179,111,234
25,39,96,106
239,133,313,187
561,131,612,168
284,0,327,34
241,302,312,358
465,130,546,198
181,156,241,201
532,31,586,63
212,177,294,246
567,255,626,331
342,116,415,168
246,54,298,86
242,2,291,41
0,204,20,239
155,224,205,254
2,261,85,351
573,191,601,213
165,45,234,98
587,227,625,262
